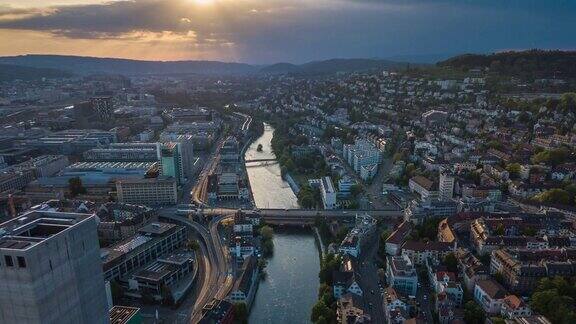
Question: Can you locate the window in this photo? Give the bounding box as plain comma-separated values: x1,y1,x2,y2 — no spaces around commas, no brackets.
4,255,13,267
17,256,26,268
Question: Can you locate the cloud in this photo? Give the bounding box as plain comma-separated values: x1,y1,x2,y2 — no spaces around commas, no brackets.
0,0,574,63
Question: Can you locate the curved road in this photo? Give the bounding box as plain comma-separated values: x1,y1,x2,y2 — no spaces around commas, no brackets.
160,211,235,323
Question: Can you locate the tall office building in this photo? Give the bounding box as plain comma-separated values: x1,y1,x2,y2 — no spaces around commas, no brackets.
160,142,182,184
439,171,455,201
0,210,109,324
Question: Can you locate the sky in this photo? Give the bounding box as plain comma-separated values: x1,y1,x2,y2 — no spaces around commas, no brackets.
0,0,574,64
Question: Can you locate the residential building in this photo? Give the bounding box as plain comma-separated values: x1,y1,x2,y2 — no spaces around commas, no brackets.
501,295,532,319
0,210,109,323
96,202,155,244
337,293,371,324
439,171,455,201
333,269,363,299
474,279,507,315
408,176,437,201
401,241,454,265
454,248,489,292
386,254,418,296
383,287,410,324
229,256,258,308
490,248,576,294
385,221,412,255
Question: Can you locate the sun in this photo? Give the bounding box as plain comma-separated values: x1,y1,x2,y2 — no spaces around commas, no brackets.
191,0,214,5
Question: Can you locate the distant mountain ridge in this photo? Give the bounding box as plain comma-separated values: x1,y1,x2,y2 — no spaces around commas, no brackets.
0,55,256,76
0,55,417,77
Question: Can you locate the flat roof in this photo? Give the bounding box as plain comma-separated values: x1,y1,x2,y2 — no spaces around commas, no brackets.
0,210,92,251
109,306,140,324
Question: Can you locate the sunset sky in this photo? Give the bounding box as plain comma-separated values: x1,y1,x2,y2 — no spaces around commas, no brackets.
0,0,574,63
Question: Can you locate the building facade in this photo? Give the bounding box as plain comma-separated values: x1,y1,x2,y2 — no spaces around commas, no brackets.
0,210,109,323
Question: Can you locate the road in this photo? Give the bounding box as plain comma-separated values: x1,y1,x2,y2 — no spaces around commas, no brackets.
416,272,434,323
357,236,385,324
158,211,235,323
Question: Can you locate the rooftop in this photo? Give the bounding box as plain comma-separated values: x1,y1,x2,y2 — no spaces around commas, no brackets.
0,210,93,251
109,306,140,324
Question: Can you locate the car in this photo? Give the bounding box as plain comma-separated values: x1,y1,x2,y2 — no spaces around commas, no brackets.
371,290,375,295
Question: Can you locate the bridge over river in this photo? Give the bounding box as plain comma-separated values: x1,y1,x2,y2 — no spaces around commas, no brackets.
178,207,404,225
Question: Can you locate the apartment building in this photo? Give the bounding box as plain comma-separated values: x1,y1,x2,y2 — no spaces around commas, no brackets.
490,248,576,294
320,176,337,210
386,254,418,296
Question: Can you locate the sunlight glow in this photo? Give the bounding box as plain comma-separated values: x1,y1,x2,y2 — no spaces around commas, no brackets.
191,0,214,5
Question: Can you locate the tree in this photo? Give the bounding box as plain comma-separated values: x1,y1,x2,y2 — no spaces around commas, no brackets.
160,284,174,306
530,276,576,323
186,239,200,251
491,317,506,324
311,300,329,322
233,302,248,324
531,148,572,166
443,253,458,273
494,224,505,236
68,177,87,197
110,280,123,304
506,163,521,179
350,184,364,198
260,225,274,240
259,225,275,258
464,301,485,324
534,188,571,205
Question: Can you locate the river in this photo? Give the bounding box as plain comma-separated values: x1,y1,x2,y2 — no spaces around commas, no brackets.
245,123,319,323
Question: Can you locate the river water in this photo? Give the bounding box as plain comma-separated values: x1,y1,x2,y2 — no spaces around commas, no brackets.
245,123,299,209
245,123,319,323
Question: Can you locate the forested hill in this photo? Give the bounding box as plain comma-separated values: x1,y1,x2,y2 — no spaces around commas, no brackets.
438,50,576,79
0,64,73,81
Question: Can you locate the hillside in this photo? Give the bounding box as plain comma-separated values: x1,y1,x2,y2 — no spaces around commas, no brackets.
438,50,576,79
0,55,418,77
260,58,412,75
0,64,72,81
0,55,257,76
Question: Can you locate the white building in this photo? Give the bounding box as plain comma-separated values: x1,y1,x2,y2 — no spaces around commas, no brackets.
439,171,455,201
474,279,507,315
320,176,337,210
343,138,382,180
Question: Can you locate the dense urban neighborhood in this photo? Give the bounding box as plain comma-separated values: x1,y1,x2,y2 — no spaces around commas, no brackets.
0,50,576,324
